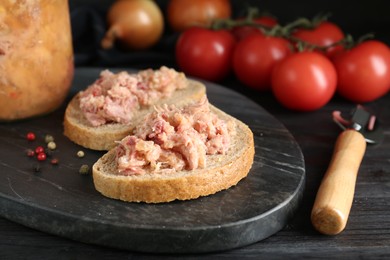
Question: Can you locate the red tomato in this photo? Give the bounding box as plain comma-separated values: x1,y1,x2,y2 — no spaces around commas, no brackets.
292,21,344,57
271,52,337,111
231,16,278,41
233,34,291,91
175,27,236,82
254,16,278,27
167,0,231,32
332,40,390,103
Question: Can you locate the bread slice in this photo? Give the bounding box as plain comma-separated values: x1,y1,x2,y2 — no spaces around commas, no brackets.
92,105,255,203
63,79,206,151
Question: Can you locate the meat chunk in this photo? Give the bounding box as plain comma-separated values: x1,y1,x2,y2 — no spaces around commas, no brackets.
116,97,235,175
79,66,188,126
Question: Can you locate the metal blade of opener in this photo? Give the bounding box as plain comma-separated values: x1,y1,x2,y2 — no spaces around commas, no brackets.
333,105,384,144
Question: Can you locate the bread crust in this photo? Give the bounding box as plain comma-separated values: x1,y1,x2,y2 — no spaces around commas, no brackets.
63,80,206,151
92,105,255,203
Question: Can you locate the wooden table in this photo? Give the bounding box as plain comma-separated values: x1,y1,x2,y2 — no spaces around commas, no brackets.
1,72,389,259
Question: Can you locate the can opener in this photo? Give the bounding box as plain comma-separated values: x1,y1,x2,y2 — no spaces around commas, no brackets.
311,105,384,235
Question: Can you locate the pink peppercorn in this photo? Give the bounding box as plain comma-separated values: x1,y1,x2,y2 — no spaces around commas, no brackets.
26,132,36,141
50,158,59,165
37,152,47,161
26,149,35,157
35,146,45,154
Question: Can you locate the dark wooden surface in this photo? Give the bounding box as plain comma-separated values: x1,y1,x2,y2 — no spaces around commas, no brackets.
2,0,390,258
1,73,389,259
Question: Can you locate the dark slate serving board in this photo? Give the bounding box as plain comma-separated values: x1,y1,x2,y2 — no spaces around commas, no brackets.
0,68,305,253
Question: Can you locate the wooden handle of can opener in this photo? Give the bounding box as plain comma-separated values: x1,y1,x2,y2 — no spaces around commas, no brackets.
311,129,367,235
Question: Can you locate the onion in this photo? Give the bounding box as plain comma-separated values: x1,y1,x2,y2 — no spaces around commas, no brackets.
101,0,164,50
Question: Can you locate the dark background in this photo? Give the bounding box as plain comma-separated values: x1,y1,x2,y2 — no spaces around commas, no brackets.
69,0,390,70
2,2,390,258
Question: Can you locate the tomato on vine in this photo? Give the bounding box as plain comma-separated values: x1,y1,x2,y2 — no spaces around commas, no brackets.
271,51,337,111
175,27,236,82
332,40,390,103
288,15,345,57
233,33,291,91
231,16,278,41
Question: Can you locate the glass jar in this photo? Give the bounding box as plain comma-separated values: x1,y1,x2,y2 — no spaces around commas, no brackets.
0,0,74,120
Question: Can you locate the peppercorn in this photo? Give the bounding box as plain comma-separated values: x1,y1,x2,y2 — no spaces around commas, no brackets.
47,141,56,150
35,146,45,154
26,149,35,157
37,152,47,161
79,164,90,175
26,132,36,141
77,150,85,158
45,148,53,158
32,163,41,173
44,134,54,143
50,158,59,165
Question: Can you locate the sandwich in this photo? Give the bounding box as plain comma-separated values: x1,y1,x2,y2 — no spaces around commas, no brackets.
64,66,206,150
92,97,255,203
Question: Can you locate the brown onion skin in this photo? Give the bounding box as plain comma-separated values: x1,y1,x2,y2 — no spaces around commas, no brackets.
167,0,231,32
101,0,164,50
